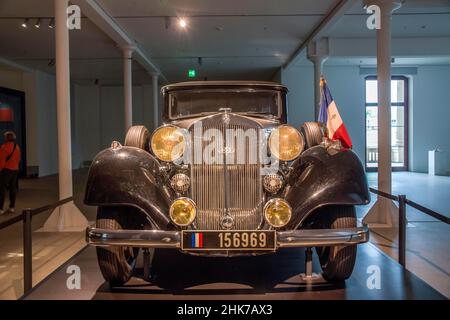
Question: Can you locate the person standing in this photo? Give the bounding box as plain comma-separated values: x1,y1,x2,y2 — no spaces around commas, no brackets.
0,131,21,215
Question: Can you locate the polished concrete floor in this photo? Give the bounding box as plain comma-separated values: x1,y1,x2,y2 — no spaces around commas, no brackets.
359,172,450,297
24,244,445,300
0,170,448,299
0,169,95,299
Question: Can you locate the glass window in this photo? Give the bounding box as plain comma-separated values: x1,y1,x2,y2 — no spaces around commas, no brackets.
365,76,408,171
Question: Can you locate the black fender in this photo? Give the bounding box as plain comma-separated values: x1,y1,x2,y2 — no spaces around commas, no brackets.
285,146,370,229
84,146,174,229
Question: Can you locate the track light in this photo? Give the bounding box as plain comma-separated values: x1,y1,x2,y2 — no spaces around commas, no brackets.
49,18,55,29
21,18,29,28
178,18,187,29
35,18,41,28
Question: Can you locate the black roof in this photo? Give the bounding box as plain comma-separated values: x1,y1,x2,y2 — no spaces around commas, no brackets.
161,80,288,94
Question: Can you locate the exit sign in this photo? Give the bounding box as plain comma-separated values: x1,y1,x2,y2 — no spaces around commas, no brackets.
188,69,196,78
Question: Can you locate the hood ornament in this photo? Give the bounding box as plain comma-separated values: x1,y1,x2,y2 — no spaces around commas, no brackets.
219,108,232,124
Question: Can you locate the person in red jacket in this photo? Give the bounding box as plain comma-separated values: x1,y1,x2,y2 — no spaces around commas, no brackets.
0,131,21,215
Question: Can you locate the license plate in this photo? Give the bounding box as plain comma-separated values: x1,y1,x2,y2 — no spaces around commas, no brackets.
182,230,276,251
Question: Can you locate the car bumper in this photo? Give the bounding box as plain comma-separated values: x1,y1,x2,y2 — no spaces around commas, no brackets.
86,224,369,249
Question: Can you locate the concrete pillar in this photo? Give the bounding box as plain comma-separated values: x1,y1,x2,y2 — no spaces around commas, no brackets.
363,0,402,231
43,0,88,231
307,38,329,120
151,72,159,129
123,46,135,132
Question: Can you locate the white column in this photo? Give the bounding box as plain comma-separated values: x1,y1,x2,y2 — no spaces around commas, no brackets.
363,0,402,231
43,0,88,232
123,46,135,132
151,72,159,129
307,38,329,120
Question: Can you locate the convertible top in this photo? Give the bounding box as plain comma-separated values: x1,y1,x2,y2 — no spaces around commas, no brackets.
162,81,288,94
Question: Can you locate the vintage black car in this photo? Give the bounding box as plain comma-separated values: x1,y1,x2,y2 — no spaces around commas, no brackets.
85,81,370,286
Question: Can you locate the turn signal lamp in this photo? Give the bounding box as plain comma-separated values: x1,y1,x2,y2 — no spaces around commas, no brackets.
264,198,292,228
170,198,197,226
268,125,304,161
151,125,186,162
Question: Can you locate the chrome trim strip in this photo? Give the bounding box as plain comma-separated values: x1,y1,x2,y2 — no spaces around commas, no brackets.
86,228,180,248
277,225,369,247
86,225,368,248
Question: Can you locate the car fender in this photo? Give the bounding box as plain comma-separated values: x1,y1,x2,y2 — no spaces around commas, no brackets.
285,146,370,229
84,145,173,229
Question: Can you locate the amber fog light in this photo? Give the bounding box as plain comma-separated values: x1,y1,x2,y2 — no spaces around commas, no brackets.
170,198,196,226
264,198,292,228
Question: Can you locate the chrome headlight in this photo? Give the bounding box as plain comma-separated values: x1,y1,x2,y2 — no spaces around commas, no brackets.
268,125,304,161
150,125,186,162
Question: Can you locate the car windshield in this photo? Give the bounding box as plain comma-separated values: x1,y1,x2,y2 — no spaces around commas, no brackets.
169,89,281,119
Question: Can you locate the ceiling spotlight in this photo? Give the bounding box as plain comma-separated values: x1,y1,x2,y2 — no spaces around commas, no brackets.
21,18,29,28
198,57,202,66
49,18,55,29
178,18,187,29
35,18,41,28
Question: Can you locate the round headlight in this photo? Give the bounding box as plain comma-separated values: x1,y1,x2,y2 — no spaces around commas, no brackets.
169,198,196,226
150,125,186,162
264,198,292,228
268,125,304,161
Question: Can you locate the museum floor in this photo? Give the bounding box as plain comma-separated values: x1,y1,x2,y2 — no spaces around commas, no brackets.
0,170,448,299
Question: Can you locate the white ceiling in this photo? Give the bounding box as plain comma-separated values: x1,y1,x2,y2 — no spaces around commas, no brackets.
0,0,449,84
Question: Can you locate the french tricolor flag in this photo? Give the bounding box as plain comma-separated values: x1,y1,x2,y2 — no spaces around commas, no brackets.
318,77,353,149
191,232,203,248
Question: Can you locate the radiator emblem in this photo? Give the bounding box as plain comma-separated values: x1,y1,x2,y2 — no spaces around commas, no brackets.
221,215,234,229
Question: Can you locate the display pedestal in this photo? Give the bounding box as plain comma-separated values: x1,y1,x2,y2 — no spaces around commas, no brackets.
41,201,89,232
363,197,400,241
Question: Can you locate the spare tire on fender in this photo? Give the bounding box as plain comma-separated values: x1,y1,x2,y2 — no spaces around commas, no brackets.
301,122,324,149
124,125,150,151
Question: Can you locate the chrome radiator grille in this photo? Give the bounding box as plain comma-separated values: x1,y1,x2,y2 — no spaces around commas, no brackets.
189,114,263,230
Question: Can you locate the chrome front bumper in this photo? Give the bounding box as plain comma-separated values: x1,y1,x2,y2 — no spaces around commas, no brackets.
86,225,369,249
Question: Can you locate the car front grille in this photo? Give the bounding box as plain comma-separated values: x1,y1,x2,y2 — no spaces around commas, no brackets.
189,114,263,230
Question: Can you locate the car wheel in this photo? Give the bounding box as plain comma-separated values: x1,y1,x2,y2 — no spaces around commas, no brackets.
315,205,357,281
301,122,323,149
96,207,140,286
124,125,150,151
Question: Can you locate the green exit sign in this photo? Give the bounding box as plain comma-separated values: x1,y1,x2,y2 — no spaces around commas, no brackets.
188,69,196,78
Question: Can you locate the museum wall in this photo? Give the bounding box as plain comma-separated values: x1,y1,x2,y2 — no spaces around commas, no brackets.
410,65,450,173
72,83,159,168
0,68,57,176
281,63,450,174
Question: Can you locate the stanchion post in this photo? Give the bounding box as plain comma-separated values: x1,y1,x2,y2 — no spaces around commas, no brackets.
22,209,32,294
398,195,407,268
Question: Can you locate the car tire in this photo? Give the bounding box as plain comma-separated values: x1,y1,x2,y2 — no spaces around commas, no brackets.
124,125,150,151
301,122,323,149
315,205,357,281
96,207,140,286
